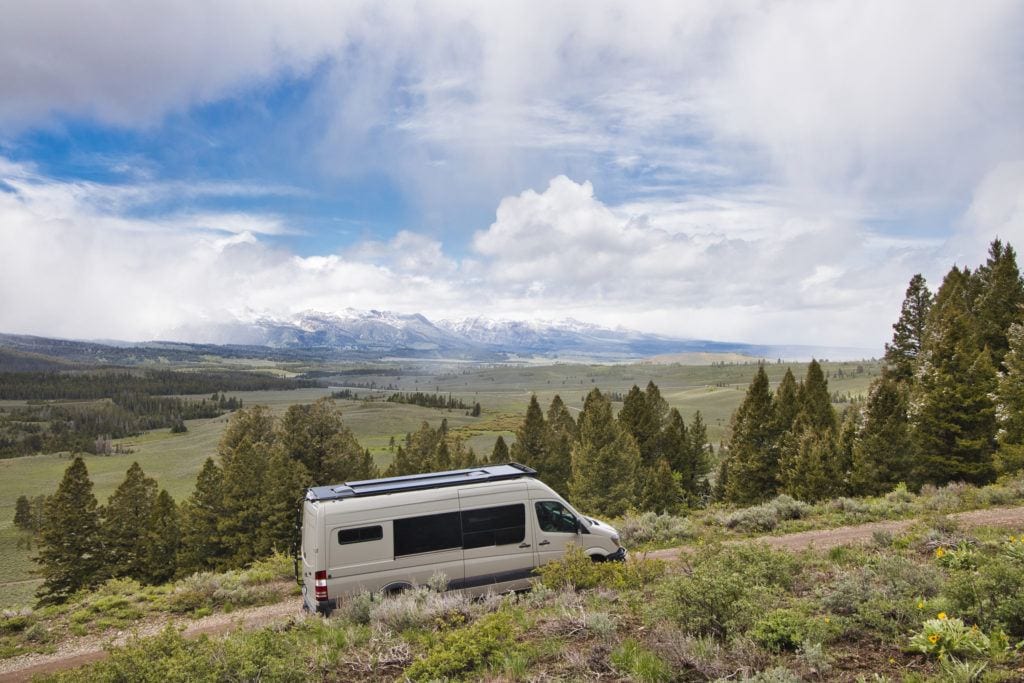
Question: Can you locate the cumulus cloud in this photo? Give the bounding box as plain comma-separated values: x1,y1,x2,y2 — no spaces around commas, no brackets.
0,163,951,348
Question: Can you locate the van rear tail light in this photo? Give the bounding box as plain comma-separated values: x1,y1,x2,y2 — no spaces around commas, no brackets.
314,570,328,601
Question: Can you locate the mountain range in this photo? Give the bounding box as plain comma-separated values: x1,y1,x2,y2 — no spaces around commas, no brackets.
0,309,876,367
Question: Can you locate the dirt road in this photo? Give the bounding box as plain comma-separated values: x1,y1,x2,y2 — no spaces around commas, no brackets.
3,506,1023,682
646,504,1024,561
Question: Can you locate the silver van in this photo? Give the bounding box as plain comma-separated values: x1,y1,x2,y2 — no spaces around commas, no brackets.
300,463,625,614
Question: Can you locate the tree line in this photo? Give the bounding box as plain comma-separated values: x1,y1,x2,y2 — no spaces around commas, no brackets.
0,393,242,458
720,239,1024,503
0,369,319,401
385,391,479,415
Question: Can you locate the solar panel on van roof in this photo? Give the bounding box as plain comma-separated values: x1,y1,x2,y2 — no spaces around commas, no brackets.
305,462,537,502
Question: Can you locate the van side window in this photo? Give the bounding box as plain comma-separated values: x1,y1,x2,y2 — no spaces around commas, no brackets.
461,504,525,549
535,501,578,534
394,511,462,556
337,525,383,545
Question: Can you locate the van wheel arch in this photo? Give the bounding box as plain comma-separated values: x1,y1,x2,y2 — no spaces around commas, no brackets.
380,581,414,596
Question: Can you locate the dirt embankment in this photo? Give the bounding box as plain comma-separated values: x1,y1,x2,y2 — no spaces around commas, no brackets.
3,506,1024,682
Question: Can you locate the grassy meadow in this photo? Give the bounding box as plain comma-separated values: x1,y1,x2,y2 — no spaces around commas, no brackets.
0,359,880,608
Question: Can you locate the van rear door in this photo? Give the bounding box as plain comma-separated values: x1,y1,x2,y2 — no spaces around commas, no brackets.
458,481,535,591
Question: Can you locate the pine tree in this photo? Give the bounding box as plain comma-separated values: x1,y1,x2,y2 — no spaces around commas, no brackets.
796,360,836,433
280,398,375,485
256,448,310,558
618,383,668,467
639,458,685,513
543,395,576,496
884,274,933,382
100,461,158,580
780,430,843,502
995,323,1024,475
142,490,180,585
490,435,509,463
36,457,103,602
724,366,778,504
975,239,1024,370
772,368,800,435
850,376,914,494
219,431,272,568
510,395,547,472
568,389,641,516
14,495,31,531
684,411,712,504
912,267,998,485
179,457,229,574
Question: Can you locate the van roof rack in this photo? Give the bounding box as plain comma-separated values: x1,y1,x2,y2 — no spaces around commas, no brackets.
305,462,538,502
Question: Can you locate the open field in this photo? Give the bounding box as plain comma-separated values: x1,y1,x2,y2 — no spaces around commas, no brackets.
0,359,880,607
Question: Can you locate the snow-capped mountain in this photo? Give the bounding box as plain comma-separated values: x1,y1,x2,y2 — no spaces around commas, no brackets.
150,308,875,360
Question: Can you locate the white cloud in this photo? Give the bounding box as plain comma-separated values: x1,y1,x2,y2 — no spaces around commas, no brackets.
0,163,947,348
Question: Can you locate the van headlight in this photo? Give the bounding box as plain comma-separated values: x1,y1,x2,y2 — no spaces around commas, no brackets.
611,534,621,548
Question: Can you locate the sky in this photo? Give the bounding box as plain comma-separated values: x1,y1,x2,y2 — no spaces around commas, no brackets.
1,1,1022,350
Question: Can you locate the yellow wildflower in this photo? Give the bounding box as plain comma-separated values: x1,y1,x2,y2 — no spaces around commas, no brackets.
917,600,925,610
938,612,948,620
928,634,939,644
935,547,946,558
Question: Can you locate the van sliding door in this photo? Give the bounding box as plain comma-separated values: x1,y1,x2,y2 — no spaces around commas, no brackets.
457,482,535,591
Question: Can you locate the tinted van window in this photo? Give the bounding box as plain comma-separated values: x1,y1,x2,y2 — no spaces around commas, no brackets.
461,504,525,549
535,500,579,533
337,525,383,545
394,511,461,556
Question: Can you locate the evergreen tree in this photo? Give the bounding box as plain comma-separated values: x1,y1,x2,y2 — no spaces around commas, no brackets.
280,398,375,485
100,461,158,580
543,395,577,496
684,410,712,503
178,457,229,574
912,267,998,485
780,430,843,502
884,274,933,382
14,495,31,531
568,389,641,516
256,448,310,558
219,418,273,567
975,239,1024,369
724,366,778,504
510,395,547,472
36,457,102,602
796,359,836,433
142,490,180,585
639,458,685,513
850,376,914,494
614,382,663,466
772,368,800,435
490,435,509,463
995,322,1024,474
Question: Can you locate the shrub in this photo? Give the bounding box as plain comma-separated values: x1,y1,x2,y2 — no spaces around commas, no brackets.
369,587,472,632
617,511,694,546
610,638,672,682
404,609,523,681
885,482,915,504
654,544,796,639
719,504,780,533
828,497,872,515
944,554,1024,638
535,544,665,591
769,494,811,521
750,608,834,653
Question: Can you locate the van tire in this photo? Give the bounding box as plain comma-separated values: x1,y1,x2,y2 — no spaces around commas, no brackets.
381,582,413,596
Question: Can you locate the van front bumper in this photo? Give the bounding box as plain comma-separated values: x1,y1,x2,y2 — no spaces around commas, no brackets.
607,547,627,562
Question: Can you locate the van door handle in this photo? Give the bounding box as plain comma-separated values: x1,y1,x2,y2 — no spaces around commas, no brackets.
519,543,531,548
538,540,550,546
